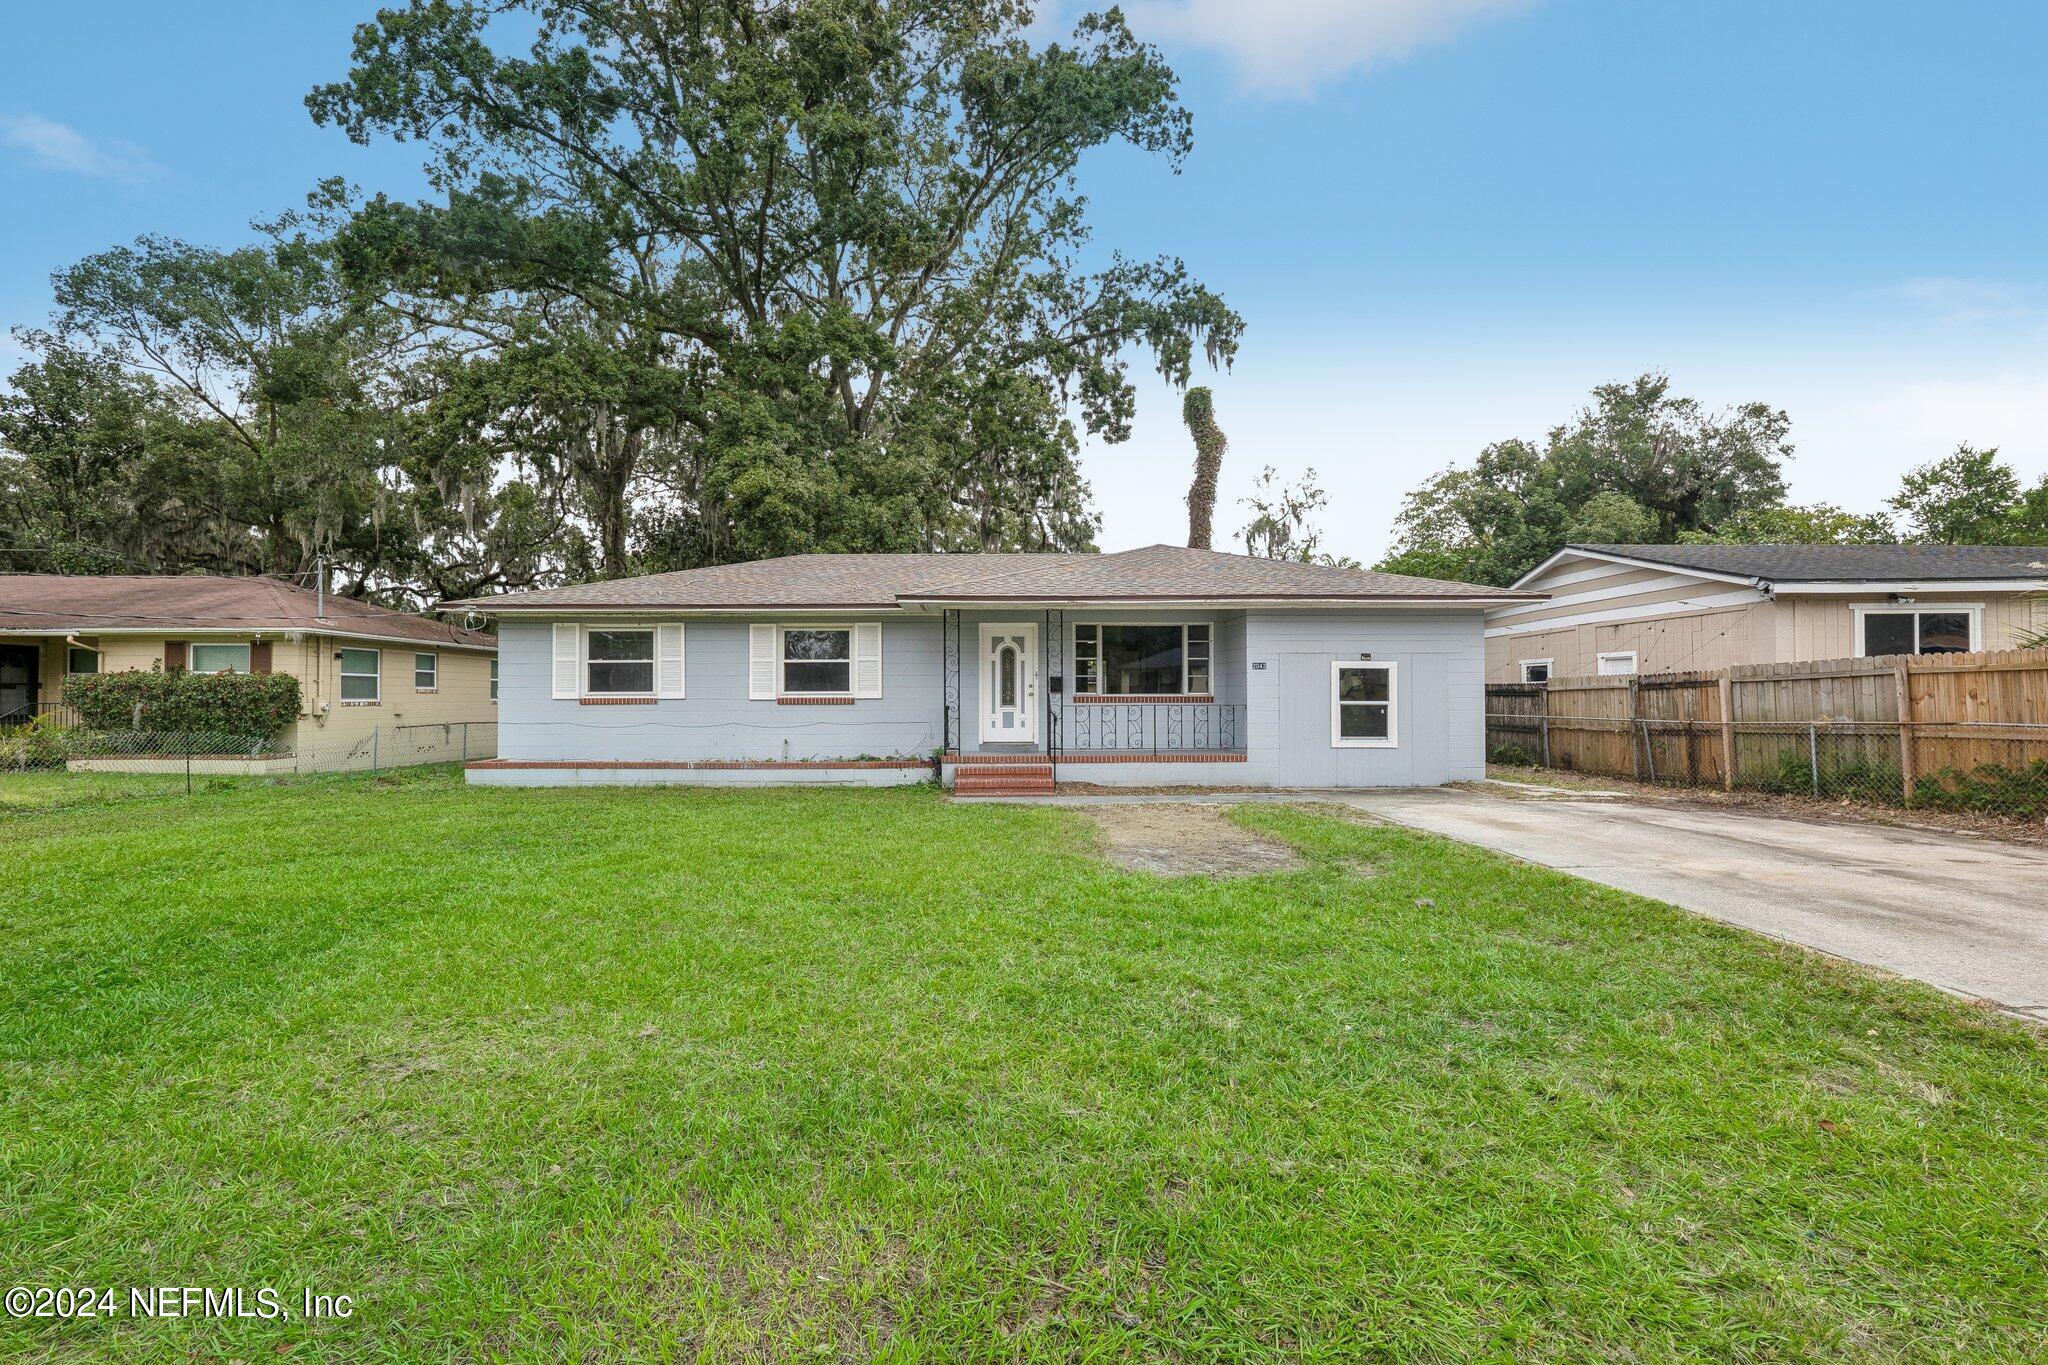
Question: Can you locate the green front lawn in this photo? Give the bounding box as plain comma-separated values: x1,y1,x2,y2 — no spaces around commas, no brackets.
3,771,2042,1361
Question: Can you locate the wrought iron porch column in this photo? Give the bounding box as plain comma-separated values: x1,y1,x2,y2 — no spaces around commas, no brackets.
1045,608,1064,763
942,610,961,752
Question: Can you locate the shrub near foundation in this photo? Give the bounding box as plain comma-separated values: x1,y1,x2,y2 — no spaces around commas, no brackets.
64,668,301,738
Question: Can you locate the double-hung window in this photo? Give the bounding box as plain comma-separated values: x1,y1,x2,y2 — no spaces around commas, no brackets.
490,658,499,701
414,652,438,690
1860,608,1976,657
191,642,252,674
586,629,656,696
339,648,381,701
782,628,852,696
1331,661,1397,748
1073,623,1211,696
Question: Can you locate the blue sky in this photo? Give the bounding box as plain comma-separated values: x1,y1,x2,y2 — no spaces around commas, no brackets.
6,1,2047,562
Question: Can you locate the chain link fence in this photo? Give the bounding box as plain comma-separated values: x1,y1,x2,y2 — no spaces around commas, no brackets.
0,716,496,797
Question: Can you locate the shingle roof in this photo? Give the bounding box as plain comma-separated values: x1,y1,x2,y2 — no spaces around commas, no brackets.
1567,543,2048,583
0,575,497,649
444,553,1067,610
906,544,1529,601
446,546,1535,612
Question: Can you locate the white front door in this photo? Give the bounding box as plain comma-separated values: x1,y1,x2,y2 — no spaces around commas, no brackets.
978,622,1039,744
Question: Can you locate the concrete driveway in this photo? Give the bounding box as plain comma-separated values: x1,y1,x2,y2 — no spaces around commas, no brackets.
1339,786,2048,1020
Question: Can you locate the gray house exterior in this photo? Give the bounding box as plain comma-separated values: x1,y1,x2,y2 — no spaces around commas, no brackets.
450,546,1537,791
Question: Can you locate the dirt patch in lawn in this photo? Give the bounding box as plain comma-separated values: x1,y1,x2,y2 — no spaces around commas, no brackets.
1085,802,1304,877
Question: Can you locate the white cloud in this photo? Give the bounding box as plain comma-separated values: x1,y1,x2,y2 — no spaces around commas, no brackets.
1124,0,1540,96
0,113,161,184
1889,276,2039,326
1867,372,2048,458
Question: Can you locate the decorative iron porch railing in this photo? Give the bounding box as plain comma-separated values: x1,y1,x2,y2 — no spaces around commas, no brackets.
1053,701,1245,756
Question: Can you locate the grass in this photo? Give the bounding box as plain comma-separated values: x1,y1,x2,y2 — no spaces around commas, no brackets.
2,769,2043,1361
0,769,207,814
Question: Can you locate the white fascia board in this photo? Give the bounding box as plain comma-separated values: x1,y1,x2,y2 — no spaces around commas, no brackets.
1769,579,2048,595
471,595,1539,616
1511,547,1760,591
1484,587,1764,637
898,596,1535,609
1486,572,1718,622
470,604,903,617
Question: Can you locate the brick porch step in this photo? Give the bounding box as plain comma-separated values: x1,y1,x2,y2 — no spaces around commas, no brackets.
952,761,1055,796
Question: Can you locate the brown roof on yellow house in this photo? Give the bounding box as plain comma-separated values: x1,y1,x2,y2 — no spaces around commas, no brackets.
0,575,496,650
445,546,1537,613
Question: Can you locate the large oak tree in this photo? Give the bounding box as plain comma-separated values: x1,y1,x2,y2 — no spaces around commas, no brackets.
309,0,1242,572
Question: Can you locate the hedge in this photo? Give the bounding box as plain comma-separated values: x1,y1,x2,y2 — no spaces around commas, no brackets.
64,668,302,738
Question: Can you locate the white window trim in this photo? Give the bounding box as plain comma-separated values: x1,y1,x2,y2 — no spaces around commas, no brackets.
490,657,499,703
190,641,253,675
414,651,438,691
1073,621,1213,696
338,646,381,703
1330,660,1398,749
1596,650,1638,676
1851,603,1983,658
778,624,856,698
582,625,659,698
1519,658,1554,683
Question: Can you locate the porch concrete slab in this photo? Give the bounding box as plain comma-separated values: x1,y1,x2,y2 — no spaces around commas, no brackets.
1338,788,2048,1017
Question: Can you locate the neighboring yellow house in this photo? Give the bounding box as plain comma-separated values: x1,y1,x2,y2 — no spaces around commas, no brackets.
1487,544,2048,683
0,574,498,769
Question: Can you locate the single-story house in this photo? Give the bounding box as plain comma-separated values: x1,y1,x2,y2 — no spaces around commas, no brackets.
449,545,1539,792
1487,543,2048,683
0,574,499,768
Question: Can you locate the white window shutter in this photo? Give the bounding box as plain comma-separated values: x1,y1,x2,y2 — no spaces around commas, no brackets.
749,624,777,699
854,622,882,698
552,623,580,699
656,623,685,698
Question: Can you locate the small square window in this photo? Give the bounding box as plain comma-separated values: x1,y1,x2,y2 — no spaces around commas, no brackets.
1863,613,1915,657
67,647,100,675
414,652,438,690
339,648,381,701
1331,662,1396,748
782,628,851,695
1520,659,1552,684
587,629,655,695
1918,612,1971,654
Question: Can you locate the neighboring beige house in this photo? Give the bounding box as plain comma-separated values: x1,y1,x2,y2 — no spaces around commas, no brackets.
1487,543,2048,683
0,574,498,768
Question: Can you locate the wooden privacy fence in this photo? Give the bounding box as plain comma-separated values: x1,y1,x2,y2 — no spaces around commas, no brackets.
1486,647,2048,815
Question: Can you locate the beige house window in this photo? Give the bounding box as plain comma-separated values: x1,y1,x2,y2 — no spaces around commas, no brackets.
1858,607,1978,657
339,648,381,702
190,642,252,674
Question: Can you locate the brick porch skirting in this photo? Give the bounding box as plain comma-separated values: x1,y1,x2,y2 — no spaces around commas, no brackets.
940,752,1246,765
